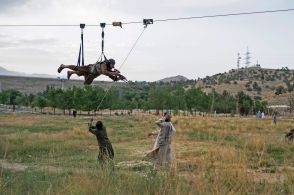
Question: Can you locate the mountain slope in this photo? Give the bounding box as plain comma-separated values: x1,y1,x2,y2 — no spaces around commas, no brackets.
0,66,55,78
194,66,294,105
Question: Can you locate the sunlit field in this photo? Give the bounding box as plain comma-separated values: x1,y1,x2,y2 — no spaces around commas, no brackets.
0,113,293,194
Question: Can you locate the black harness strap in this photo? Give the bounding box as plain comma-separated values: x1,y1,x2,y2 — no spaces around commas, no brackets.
97,23,107,63
77,23,85,67
101,23,105,54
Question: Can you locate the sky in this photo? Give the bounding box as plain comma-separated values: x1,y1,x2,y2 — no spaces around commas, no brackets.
0,0,294,82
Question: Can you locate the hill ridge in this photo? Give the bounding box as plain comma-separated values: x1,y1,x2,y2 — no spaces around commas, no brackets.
195,66,294,105
1,66,294,105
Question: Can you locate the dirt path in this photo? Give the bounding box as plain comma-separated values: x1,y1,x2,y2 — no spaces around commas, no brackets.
0,159,153,173
0,159,28,172
0,159,72,174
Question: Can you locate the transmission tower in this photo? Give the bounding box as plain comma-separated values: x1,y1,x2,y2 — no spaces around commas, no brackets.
237,52,241,69
244,47,251,67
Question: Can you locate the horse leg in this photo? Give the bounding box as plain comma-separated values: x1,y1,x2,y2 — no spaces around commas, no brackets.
58,64,79,73
67,70,82,80
84,75,95,85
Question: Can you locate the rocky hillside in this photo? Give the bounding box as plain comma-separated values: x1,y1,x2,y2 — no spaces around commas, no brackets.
194,66,294,105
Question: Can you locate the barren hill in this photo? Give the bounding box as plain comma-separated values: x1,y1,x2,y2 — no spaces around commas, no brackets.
158,75,188,83
195,66,294,105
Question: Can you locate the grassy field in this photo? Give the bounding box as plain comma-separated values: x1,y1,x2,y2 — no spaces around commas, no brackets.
0,113,294,194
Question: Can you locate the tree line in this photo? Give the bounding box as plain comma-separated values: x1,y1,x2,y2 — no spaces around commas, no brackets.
0,83,268,116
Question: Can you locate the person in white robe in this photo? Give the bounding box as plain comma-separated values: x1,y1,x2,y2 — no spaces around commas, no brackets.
146,113,176,168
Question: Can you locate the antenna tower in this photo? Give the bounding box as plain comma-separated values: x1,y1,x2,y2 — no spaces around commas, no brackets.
245,47,251,67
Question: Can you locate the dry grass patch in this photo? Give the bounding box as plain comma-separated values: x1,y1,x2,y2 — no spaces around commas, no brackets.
1,113,293,194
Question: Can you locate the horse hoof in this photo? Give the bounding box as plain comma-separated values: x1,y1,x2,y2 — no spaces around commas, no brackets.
57,66,63,73
67,72,72,80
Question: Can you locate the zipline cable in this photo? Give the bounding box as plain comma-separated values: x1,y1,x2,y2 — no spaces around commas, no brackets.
94,27,147,113
153,8,294,22
0,8,294,27
120,8,294,25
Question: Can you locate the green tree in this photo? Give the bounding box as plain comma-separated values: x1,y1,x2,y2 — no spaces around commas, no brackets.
63,88,74,115
221,90,236,114
55,89,69,115
254,100,268,113
34,96,47,113
148,87,167,114
0,91,10,104
236,91,253,116
7,90,22,105
275,86,286,95
170,87,186,114
185,88,208,113
72,87,86,114
15,95,29,106
48,89,59,114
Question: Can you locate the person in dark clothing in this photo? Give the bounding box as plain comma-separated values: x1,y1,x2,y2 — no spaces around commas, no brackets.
89,120,114,163
72,110,77,118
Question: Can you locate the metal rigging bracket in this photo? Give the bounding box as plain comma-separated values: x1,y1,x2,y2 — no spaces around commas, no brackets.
80,23,85,29
100,23,106,28
112,21,122,28
143,19,153,28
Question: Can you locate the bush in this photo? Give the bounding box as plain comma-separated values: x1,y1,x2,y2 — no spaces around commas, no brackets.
275,86,286,95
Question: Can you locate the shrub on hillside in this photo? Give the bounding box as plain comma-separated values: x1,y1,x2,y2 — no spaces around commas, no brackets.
275,86,286,95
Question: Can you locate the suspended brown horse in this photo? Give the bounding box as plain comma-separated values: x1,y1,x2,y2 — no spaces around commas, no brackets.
57,23,127,85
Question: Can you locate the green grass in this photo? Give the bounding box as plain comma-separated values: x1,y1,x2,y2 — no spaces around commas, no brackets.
1,169,64,194
1,164,185,194
186,129,218,142
0,113,294,194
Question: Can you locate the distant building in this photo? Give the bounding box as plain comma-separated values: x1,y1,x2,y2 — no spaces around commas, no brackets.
255,61,261,68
